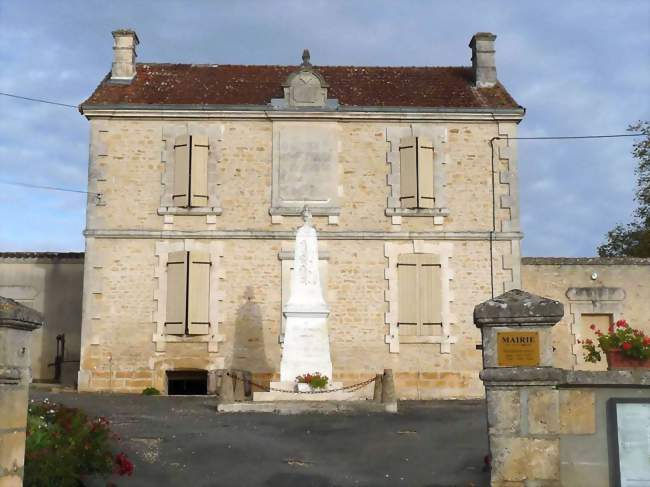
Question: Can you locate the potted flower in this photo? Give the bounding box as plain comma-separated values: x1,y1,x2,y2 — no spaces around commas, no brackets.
295,372,329,392
580,319,650,369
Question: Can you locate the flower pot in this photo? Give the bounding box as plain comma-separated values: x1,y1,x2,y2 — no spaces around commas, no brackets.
605,349,650,370
297,383,312,393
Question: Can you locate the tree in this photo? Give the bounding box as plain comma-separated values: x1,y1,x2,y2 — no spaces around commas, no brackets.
598,121,650,257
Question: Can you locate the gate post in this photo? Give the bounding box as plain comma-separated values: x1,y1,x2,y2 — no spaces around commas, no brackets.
0,296,45,486
474,289,564,486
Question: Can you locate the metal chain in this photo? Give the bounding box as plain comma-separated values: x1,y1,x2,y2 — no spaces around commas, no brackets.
224,372,377,394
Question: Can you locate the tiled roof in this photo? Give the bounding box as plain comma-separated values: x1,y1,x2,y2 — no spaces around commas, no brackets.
522,257,650,266
81,64,521,110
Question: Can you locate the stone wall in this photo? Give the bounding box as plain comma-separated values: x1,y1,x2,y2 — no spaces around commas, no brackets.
521,257,650,370
0,253,84,384
78,116,523,398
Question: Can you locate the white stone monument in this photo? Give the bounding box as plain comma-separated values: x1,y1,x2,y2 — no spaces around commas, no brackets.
254,208,344,401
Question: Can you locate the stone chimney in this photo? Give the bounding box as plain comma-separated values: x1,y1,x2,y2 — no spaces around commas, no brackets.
469,32,497,88
110,29,139,82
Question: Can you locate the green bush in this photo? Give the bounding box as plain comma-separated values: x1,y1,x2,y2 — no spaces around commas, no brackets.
296,372,329,389
141,387,161,396
24,399,133,487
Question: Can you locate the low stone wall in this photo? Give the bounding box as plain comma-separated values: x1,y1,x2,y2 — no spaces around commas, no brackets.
483,368,650,486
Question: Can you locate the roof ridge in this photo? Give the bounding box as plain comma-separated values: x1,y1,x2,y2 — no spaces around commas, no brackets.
137,62,473,70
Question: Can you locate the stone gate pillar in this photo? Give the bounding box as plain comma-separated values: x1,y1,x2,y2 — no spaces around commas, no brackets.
0,296,45,486
474,289,564,486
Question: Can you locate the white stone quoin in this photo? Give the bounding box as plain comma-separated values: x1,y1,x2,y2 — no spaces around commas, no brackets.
279,208,334,382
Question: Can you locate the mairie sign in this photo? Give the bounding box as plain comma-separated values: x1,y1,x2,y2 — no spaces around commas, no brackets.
497,331,540,367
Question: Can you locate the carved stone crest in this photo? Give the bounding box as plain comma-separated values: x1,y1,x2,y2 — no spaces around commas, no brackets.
282,49,329,108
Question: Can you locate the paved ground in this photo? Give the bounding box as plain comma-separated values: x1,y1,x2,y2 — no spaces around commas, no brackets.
29,390,489,487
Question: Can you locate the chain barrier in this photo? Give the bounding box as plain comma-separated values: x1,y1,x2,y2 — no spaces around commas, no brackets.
224,371,377,394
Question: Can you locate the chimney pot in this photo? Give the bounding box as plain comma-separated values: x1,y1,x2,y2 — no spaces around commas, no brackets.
111,29,139,82
469,32,497,88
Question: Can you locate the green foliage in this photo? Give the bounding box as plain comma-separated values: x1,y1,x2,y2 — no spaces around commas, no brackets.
296,372,329,389
141,387,161,396
598,121,650,257
24,399,133,487
580,319,650,363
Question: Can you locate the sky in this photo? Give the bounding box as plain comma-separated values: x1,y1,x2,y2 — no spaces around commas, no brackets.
0,0,648,256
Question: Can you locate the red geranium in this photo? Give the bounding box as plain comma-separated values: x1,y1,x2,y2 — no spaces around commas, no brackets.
114,452,134,476
582,319,650,363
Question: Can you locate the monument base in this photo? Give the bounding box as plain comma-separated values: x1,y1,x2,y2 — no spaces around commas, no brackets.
253,381,366,402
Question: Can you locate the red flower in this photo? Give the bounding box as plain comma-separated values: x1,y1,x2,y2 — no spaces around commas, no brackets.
616,320,628,328
585,339,593,345
114,452,134,476
643,337,650,346
622,342,632,351
589,324,596,331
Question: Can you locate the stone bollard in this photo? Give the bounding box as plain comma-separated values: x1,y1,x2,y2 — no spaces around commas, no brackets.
381,369,397,413
372,373,383,403
219,372,235,403
233,371,246,402
207,370,221,395
0,296,45,487
474,289,564,486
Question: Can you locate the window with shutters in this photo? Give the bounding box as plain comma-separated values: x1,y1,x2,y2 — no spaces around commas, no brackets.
399,136,435,209
172,135,209,208
397,253,442,337
165,250,211,335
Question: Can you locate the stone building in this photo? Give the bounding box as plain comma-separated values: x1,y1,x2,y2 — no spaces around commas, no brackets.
72,29,649,399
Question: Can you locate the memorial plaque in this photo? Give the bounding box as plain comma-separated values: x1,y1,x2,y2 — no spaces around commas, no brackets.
497,331,540,366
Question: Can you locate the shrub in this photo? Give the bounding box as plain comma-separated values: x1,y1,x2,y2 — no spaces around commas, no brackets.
24,399,133,487
142,387,161,396
296,372,329,389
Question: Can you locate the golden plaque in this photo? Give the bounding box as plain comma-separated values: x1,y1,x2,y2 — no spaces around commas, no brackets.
497,331,540,367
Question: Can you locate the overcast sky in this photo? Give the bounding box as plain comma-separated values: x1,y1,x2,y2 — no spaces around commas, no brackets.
0,1,648,256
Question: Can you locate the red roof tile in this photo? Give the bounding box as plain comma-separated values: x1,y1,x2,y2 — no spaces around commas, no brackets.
82,63,521,110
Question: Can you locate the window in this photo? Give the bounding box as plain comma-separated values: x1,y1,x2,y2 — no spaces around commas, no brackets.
173,135,209,208
397,253,442,336
165,250,211,335
399,136,435,209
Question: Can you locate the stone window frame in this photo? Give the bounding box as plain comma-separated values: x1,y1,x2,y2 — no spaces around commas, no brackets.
153,239,225,353
270,122,342,223
384,240,457,353
566,287,625,369
158,124,223,219
278,244,330,344
385,125,449,225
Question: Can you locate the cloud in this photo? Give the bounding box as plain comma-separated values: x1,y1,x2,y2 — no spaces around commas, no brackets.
0,0,648,256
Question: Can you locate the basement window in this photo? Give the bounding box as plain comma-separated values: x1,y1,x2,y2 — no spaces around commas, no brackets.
166,370,208,395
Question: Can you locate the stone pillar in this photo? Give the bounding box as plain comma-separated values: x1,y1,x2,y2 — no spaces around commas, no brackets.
474,289,564,486
0,296,45,486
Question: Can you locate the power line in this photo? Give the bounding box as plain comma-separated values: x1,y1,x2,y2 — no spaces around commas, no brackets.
0,180,99,196
494,133,644,141
0,92,77,109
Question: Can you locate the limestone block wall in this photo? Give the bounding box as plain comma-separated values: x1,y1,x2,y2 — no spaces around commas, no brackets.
78,237,514,398
521,258,650,370
0,253,84,384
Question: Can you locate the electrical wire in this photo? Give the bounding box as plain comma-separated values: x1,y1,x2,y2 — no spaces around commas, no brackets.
494,133,643,140
0,92,77,108
0,179,99,196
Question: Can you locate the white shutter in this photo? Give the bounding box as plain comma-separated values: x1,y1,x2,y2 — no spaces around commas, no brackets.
165,251,187,334
417,137,435,209
187,251,210,335
397,254,418,334
418,254,442,327
173,135,190,207
190,135,209,207
399,137,418,208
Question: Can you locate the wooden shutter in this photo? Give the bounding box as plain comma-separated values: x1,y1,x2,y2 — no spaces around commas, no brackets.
165,251,187,334
397,254,418,335
173,135,190,207
187,251,210,335
190,135,209,207
417,137,435,209
399,137,418,208
418,254,442,333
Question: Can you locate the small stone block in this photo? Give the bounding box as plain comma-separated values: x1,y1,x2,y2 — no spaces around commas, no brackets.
271,214,283,225
391,215,402,225
491,437,560,482
559,390,596,434
433,216,444,225
487,389,520,435
163,214,174,225
528,389,559,434
0,430,26,472
206,214,217,224
328,215,339,225
0,386,28,430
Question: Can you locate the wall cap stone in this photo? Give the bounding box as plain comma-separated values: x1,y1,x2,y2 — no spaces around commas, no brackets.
0,296,45,331
480,367,650,388
522,256,650,266
473,289,564,327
